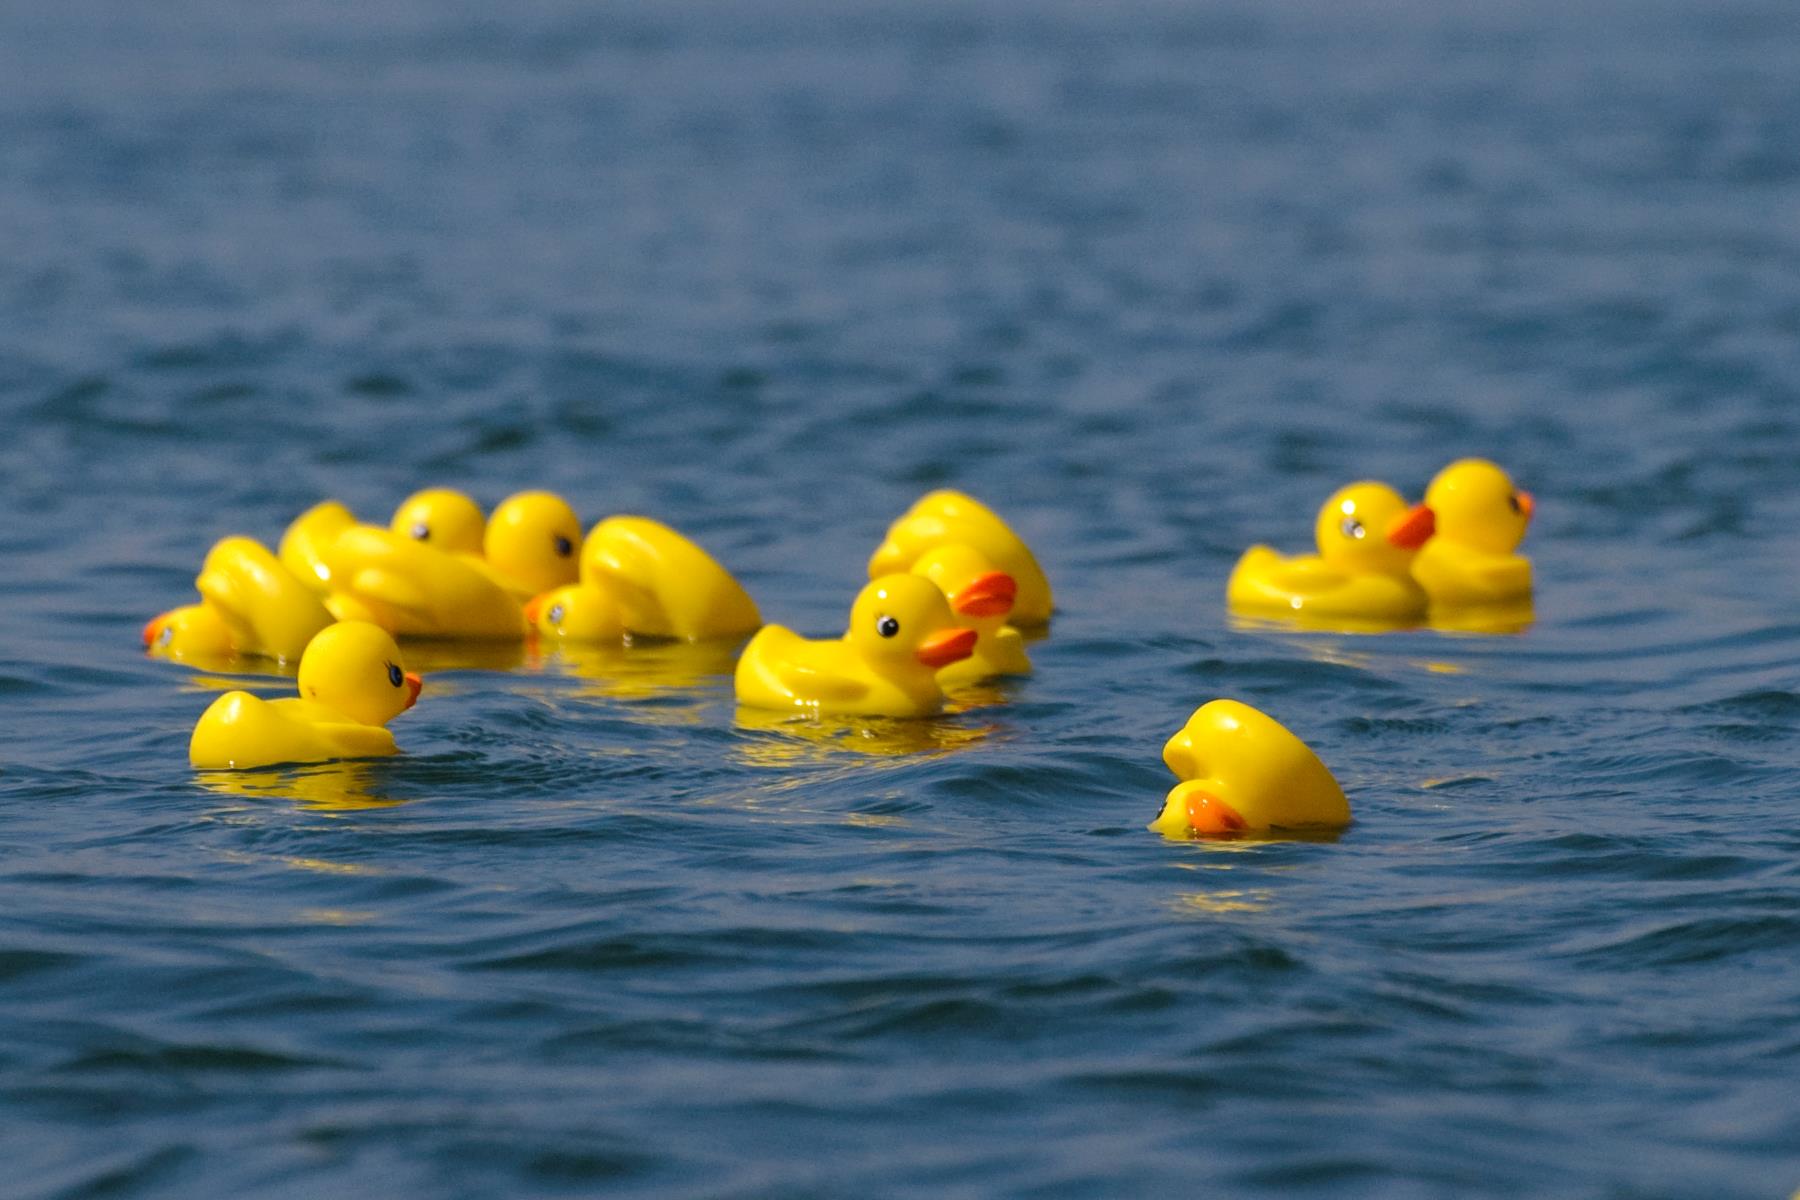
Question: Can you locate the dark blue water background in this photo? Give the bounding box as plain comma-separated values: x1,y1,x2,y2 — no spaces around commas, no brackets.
4,1,1800,1195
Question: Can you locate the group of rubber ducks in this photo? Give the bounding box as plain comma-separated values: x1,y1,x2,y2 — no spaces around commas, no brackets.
148,458,1534,842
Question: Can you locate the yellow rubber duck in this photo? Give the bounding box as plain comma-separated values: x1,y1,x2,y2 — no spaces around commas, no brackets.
323,526,526,639
868,490,1053,626
280,488,486,592
908,544,1030,684
734,575,977,717
1227,481,1427,623
1389,458,1535,607
1149,699,1351,837
480,490,583,599
526,516,761,642
146,537,335,663
189,621,422,769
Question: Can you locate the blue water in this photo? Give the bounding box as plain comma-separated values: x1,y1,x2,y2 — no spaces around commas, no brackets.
5,1,1800,1195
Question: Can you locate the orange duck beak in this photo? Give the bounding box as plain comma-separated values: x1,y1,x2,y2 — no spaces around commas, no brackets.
523,593,548,624
1516,490,1536,523
403,672,423,710
914,627,978,669
950,571,1017,618
142,613,169,647
1185,789,1248,835
1386,504,1436,550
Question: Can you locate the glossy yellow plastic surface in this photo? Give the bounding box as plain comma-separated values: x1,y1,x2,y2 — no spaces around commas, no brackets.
481,490,582,598
1149,699,1351,838
1227,481,1427,623
908,544,1030,685
143,602,237,663
278,500,357,591
1399,458,1535,607
324,526,526,639
389,487,486,556
148,536,334,664
528,516,761,643
189,621,422,769
868,490,1053,626
734,574,977,717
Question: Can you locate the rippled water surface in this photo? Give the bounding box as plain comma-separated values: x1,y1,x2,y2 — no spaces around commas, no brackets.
5,1,1800,1196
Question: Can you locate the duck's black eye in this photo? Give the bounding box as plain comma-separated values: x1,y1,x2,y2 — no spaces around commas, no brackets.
1339,517,1365,540
553,534,573,557
387,662,404,687
1507,494,1521,514
876,615,900,638
547,603,565,625
410,522,430,541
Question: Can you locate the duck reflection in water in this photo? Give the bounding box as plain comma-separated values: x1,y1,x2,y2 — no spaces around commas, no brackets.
195,760,405,812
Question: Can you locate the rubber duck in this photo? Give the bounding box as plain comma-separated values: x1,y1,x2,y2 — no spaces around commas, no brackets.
278,500,358,591
526,516,761,642
1149,699,1351,837
734,575,977,717
189,621,422,769
1389,458,1534,607
389,487,487,556
142,601,237,663
908,544,1030,684
279,489,486,592
323,526,526,639
868,491,1053,626
1227,481,1427,623
147,537,335,663
480,490,582,599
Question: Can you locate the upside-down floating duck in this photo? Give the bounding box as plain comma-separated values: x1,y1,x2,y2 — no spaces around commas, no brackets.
868,490,1053,627
146,537,335,663
734,575,976,718
323,526,526,639
908,544,1029,684
526,516,761,643
1149,699,1351,837
189,621,422,769
1388,458,1534,608
1227,481,1427,624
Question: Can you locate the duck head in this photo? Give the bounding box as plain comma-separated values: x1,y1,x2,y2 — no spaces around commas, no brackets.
847,575,978,673
524,583,627,642
297,621,422,726
143,602,236,660
867,490,1052,624
1150,699,1350,837
908,544,1017,624
389,487,486,555
1389,458,1533,554
1313,481,1422,576
485,491,583,596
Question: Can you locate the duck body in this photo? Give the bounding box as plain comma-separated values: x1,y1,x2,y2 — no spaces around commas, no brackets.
189,621,421,769
1227,482,1426,623
734,575,976,718
190,693,399,770
280,489,487,594
279,500,358,591
147,536,334,663
1392,459,1535,608
1150,699,1350,837
530,516,760,642
868,491,1053,626
324,527,526,639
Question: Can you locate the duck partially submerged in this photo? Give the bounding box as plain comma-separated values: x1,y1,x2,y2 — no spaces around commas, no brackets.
1150,699,1350,837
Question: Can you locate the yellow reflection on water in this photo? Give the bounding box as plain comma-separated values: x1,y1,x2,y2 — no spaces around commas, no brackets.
531,637,741,702
195,761,406,811
1228,609,1423,637
1174,889,1271,914
1425,600,1535,636
733,707,992,768
397,638,528,674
